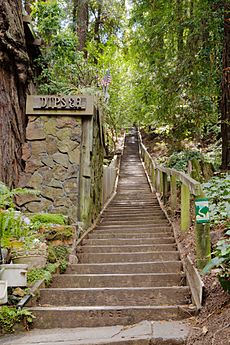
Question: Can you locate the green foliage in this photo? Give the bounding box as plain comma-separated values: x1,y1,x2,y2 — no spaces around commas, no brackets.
0,306,34,333
203,230,230,293
203,174,230,224
27,263,58,286
167,150,203,171
31,0,97,94
30,213,67,225
0,182,38,209
48,245,69,273
127,0,223,143
0,209,32,248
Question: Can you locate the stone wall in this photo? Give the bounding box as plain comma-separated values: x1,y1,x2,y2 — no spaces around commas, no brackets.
18,115,82,222
18,107,105,228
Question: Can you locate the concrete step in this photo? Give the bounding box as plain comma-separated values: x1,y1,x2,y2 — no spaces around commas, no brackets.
109,201,157,205
88,232,173,239
51,273,185,288
91,227,172,233
94,225,171,231
37,286,191,307
82,237,176,245
105,206,160,210
102,209,164,214
29,305,195,328
78,244,177,253
99,220,168,226
77,251,180,263
67,261,182,274
1,321,189,344
100,215,166,221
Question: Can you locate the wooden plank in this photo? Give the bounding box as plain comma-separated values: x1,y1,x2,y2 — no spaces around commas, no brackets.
184,256,204,310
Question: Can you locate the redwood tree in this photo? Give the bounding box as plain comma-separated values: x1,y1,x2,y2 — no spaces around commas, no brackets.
221,3,230,170
0,0,31,187
73,0,89,54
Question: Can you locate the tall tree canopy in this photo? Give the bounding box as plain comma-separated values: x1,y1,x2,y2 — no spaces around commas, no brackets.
4,0,227,174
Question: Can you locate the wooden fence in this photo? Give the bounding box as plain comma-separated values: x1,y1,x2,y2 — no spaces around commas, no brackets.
102,155,119,206
138,132,211,269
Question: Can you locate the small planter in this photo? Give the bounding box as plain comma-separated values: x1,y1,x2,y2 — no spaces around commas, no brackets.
0,264,28,287
12,255,47,269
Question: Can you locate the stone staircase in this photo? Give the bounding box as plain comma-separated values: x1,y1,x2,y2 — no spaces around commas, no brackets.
29,133,194,329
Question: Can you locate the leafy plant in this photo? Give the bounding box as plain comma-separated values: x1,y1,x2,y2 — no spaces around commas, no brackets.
203,230,230,293
0,209,33,256
203,174,230,225
167,150,203,171
48,245,69,273
0,306,34,333
27,263,58,286
0,182,38,209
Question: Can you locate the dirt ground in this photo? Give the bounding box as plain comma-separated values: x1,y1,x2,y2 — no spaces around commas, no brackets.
187,274,230,345
142,132,230,345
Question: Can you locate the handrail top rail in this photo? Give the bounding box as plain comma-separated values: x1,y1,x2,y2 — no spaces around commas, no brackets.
138,132,202,196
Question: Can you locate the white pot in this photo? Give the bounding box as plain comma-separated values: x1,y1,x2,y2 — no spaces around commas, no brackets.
0,264,28,287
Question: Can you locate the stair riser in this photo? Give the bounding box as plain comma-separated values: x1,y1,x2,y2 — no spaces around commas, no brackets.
38,287,190,306
78,244,177,253
102,211,164,215
30,307,193,328
88,233,173,239
77,252,179,263
94,226,171,231
99,224,169,229
83,238,176,245
100,217,166,222
51,274,185,288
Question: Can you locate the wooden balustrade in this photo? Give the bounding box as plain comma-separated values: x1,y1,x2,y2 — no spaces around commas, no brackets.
138,132,211,269
102,155,119,206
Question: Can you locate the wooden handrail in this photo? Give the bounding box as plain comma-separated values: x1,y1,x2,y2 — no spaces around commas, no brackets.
138,130,211,269
139,141,202,195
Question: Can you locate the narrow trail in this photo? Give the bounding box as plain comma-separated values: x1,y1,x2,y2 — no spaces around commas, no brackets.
29,130,194,330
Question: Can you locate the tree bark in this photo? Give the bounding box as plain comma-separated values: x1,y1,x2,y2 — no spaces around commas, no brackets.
73,0,88,56
0,0,31,187
221,3,230,170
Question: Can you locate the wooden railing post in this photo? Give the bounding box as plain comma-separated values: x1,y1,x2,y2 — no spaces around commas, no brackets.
181,183,190,231
195,223,211,269
151,168,156,190
159,171,163,194
170,174,177,211
195,192,211,269
162,172,168,204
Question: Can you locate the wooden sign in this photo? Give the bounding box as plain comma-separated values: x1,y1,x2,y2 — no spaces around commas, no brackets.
26,95,94,116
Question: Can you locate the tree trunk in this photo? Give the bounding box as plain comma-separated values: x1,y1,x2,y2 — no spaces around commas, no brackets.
0,0,31,187
73,0,88,56
221,3,230,170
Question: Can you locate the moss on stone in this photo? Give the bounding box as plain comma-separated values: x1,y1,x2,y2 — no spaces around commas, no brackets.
30,213,67,225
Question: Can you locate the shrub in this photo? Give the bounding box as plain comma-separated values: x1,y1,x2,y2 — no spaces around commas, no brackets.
203,174,230,225
0,306,34,333
203,230,230,293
